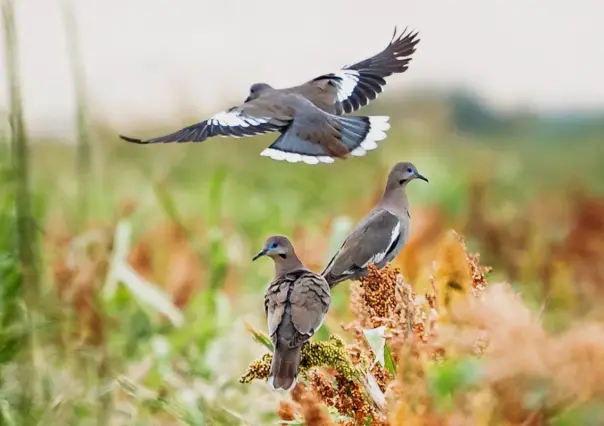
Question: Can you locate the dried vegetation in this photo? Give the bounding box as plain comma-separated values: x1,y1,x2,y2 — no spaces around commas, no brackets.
243,229,604,425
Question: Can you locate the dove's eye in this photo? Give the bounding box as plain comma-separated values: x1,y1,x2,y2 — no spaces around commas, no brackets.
270,242,278,249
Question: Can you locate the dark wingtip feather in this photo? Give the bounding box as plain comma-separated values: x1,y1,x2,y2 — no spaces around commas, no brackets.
398,28,420,48
388,26,419,44
119,134,148,144
391,25,398,43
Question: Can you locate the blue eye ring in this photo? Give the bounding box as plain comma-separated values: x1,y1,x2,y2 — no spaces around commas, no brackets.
270,242,278,249
407,168,414,174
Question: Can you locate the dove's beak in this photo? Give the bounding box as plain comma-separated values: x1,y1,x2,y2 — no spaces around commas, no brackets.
416,173,429,183
252,249,268,261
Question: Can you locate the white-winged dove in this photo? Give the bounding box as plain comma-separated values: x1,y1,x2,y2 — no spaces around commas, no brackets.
253,235,331,390
119,28,419,165
321,162,428,287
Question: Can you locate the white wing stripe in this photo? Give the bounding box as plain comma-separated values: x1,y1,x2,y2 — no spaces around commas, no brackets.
208,110,270,128
362,220,401,268
333,70,361,103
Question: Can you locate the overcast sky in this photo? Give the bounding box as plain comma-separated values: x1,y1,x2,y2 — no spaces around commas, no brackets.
1,0,603,140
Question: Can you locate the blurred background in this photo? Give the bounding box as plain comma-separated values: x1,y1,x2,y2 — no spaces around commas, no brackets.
1,0,603,424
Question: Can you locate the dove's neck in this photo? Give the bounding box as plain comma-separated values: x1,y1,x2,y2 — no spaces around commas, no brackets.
275,255,305,277
380,185,409,218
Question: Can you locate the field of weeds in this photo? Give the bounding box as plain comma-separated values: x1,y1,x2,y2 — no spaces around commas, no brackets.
3,5,604,425
3,109,604,425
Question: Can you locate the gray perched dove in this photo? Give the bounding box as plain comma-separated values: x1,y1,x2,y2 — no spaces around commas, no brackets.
322,162,428,287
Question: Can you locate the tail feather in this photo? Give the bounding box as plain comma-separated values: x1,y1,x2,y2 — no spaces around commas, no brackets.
347,116,390,156
269,343,302,391
260,115,391,164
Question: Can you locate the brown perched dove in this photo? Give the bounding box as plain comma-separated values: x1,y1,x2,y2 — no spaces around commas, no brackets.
253,235,331,390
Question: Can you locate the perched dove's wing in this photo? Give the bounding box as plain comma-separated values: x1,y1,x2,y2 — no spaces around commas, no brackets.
288,271,331,347
264,270,330,347
265,277,291,339
322,208,402,284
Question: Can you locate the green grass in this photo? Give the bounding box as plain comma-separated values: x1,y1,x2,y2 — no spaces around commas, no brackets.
1,118,602,424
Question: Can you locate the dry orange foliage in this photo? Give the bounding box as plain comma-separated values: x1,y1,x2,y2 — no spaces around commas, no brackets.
466,179,604,316
47,198,207,344
128,220,204,309
270,226,604,424
287,383,335,426
48,217,112,346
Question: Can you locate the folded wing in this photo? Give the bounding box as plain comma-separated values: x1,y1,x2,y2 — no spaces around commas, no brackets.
322,208,401,285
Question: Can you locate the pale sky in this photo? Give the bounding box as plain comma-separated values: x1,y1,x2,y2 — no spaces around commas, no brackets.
1,0,603,140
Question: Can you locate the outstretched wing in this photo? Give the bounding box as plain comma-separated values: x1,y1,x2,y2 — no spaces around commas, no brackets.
302,27,420,114
119,99,291,144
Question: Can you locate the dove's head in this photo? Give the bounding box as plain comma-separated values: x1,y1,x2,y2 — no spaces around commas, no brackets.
245,83,273,103
253,235,295,261
386,161,429,190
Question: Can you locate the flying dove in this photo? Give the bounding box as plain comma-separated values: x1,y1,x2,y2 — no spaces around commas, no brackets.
119,28,419,164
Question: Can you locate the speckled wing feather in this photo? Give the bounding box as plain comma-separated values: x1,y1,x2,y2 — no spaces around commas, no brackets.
289,271,331,347
264,269,330,347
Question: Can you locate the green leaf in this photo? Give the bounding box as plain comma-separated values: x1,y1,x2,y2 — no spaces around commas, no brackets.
384,342,397,377
244,321,274,352
153,181,185,226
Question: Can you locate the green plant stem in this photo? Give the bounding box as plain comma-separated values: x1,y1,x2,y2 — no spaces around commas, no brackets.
2,0,40,420
62,0,91,230
2,0,39,305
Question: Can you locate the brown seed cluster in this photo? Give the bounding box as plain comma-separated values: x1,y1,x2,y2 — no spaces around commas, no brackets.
309,371,335,403
334,375,370,425
278,401,295,425
370,363,392,393
350,264,401,329
345,263,422,358
457,231,491,294
291,383,334,426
